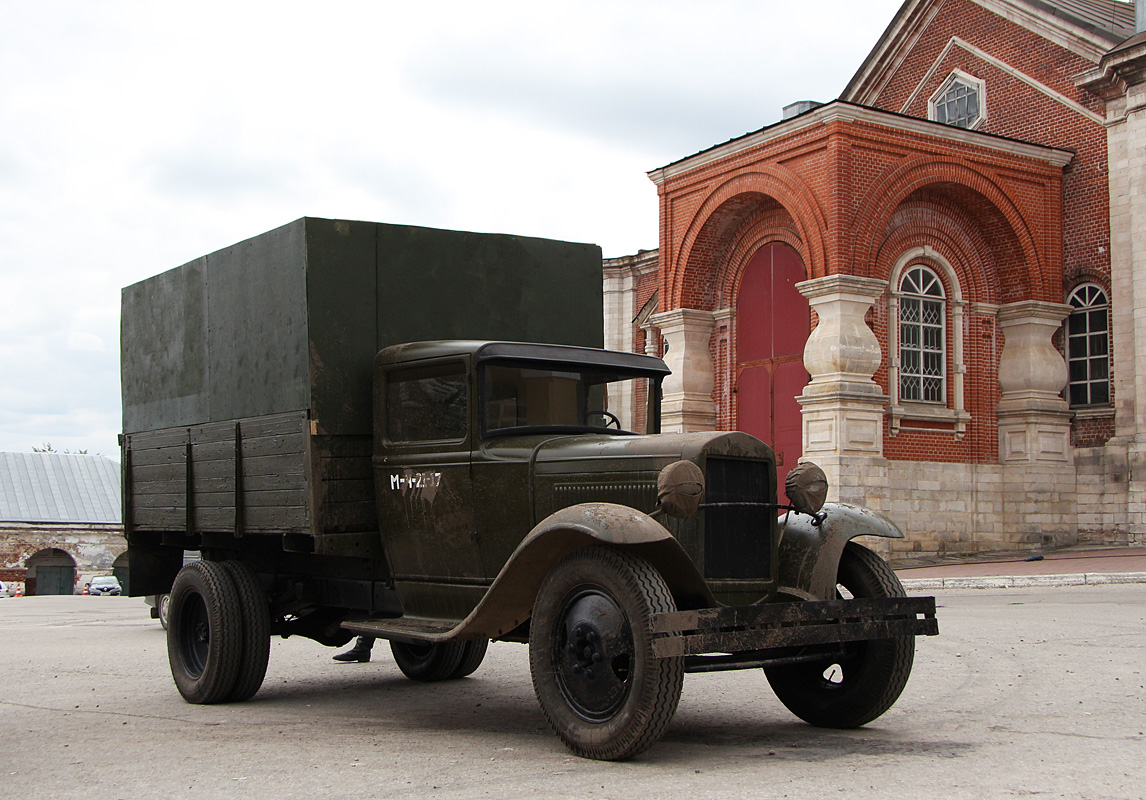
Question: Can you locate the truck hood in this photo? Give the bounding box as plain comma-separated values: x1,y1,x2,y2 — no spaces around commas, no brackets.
479,430,774,471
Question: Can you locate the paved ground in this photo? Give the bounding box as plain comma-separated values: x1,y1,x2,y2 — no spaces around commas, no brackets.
2,581,1144,800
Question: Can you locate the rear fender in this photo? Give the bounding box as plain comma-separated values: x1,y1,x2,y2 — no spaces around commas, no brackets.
460,503,714,639
777,503,904,601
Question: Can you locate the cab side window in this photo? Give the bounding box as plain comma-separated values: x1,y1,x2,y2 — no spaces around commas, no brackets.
387,362,468,442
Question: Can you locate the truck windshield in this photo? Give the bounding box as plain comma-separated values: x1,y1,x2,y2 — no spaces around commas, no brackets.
481,362,657,436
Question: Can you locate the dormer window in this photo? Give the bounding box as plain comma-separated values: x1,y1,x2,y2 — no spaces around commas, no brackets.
929,71,985,129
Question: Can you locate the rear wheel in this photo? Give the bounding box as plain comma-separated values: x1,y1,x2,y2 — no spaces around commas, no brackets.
451,638,489,678
167,561,243,704
765,542,915,728
390,640,466,682
157,594,171,630
529,546,683,761
220,560,271,702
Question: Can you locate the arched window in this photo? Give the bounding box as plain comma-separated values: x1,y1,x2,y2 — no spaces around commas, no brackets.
1066,284,1110,407
899,265,946,403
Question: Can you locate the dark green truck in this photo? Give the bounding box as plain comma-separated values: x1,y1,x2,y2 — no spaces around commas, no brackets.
121,218,936,760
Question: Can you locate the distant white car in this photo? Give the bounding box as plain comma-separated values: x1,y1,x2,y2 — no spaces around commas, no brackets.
88,575,122,596
0,581,10,598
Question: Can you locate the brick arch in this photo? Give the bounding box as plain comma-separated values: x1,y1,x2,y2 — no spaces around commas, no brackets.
1064,265,1109,295
719,209,807,307
852,158,1049,301
871,198,998,305
668,169,827,309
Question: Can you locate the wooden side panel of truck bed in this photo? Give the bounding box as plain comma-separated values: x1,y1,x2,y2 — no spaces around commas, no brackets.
123,411,374,538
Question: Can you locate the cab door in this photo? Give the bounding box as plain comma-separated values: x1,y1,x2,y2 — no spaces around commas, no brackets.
373,359,484,617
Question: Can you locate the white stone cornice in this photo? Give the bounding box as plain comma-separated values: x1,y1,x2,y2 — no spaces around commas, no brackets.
843,0,936,105
995,299,1071,324
647,101,1074,185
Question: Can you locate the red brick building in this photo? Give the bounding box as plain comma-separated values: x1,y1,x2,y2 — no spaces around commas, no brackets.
605,0,1146,554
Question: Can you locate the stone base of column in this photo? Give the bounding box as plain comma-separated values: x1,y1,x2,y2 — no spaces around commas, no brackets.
996,405,1073,464
661,393,717,433
798,389,888,458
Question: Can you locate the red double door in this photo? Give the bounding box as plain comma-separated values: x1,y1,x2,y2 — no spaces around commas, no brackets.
734,243,810,502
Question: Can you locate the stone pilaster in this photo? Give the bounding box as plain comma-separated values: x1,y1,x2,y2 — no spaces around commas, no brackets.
793,275,889,511
795,275,889,459
995,301,1072,464
649,308,716,432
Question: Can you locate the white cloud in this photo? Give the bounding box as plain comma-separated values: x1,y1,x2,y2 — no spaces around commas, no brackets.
0,0,902,457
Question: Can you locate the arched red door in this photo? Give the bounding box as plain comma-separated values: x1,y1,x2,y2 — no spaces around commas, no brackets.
735,243,810,502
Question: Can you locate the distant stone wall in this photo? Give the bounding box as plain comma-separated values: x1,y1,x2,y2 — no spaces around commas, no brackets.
0,523,126,594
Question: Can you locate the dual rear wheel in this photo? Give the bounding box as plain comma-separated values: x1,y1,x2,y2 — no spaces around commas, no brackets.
390,638,489,681
167,560,270,704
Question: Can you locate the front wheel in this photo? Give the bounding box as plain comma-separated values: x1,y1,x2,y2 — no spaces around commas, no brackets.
765,541,915,728
529,546,683,761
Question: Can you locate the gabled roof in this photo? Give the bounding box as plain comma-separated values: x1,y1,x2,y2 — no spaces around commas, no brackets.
1024,0,1137,43
0,452,121,524
844,0,1138,104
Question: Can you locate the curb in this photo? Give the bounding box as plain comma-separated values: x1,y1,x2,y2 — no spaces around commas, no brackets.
899,571,1146,590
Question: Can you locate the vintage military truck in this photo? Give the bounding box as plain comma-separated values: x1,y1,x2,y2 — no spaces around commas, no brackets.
121,218,937,760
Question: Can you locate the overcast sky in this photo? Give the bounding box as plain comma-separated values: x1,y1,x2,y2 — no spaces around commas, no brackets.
0,0,903,459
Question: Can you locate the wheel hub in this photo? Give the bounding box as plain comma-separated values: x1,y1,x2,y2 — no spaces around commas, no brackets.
554,590,634,721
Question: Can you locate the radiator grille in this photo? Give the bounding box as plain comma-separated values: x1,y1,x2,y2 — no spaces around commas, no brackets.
703,457,773,580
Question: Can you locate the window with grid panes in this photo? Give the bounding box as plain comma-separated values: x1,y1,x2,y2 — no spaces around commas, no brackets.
899,266,945,403
931,73,982,129
1066,285,1110,407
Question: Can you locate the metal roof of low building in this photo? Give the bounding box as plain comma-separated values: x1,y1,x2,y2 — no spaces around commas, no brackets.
0,452,121,524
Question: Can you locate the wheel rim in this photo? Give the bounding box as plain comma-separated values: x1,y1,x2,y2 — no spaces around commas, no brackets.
400,643,434,666
808,579,872,690
177,592,210,679
553,587,634,722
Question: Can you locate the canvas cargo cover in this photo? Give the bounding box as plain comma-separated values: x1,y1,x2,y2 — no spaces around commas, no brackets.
121,217,604,435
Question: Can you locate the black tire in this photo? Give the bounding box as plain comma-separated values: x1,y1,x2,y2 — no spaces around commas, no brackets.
157,594,171,630
390,640,466,681
220,560,271,702
167,561,243,705
451,638,489,678
529,546,683,761
765,541,915,728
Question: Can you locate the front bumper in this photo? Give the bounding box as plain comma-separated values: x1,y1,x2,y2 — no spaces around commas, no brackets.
651,596,938,660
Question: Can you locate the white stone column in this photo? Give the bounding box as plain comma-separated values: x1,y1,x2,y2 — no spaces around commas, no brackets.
649,308,716,432
995,301,1073,463
796,275,889,459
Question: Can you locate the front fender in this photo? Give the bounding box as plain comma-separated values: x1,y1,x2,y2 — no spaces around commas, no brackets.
457,503,714,639
777,503,904,601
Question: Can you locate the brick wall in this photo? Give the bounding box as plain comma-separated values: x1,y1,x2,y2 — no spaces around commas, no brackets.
856,0,1114,447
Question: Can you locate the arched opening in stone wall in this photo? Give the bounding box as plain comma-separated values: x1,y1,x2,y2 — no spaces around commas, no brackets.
25,548,77,596
676,191,790,310
870,178,1035,463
